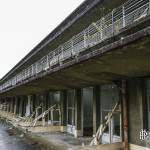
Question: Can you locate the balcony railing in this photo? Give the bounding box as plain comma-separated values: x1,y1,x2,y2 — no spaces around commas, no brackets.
0,0,150,92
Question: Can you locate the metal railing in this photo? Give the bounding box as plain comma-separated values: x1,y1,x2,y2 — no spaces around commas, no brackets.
0,0,150,92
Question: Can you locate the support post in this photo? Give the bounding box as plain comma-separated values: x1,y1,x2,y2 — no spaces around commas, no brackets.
6,99,9,112
112,9,114,35
60,90,67,132
75,88,82,137
22,96,26,116
25,95,31,117
10,97,14,113
122,6,126,28
14,97,18,115
122,80,129,150
93,86,101,135
19,96,23,117
42,93,47,126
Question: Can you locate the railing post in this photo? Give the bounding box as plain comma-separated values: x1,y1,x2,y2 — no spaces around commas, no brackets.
46,55,49,69
112,9,114,35
100,18,104,40
61,45,64,61
84,30,87,48
122,5,126,28
31,65,34,76
71,38,74,56
87,26,90,47
35,63,37,75
59,45,63,65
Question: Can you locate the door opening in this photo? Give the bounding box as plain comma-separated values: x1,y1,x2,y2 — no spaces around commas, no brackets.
100,84,122,144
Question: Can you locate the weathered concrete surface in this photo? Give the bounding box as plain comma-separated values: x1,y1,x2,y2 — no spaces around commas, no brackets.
28,126,63,133
25,132,124,150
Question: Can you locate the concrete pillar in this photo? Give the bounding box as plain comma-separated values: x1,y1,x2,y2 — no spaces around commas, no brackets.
32,95,36,113
17,98,20,115
60,90,67,132
25,95,31,117
10,97,14,113
75,88,82,137
22,96,27,116
14,97,18,115
35,95,42,118
93,85,101,135
19,97,23,117
42,93,47,126
8,98,11,112
42,93,47,113
6,99,9,112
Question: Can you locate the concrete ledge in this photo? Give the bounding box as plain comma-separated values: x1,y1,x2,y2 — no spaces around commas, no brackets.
78,142,124,150
28,126,62,133
130,144,150,150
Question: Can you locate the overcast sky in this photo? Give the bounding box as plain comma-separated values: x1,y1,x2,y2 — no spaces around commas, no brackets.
0,0,84,78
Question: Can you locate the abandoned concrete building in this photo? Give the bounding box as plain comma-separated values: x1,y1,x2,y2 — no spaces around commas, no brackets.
0,0,150,149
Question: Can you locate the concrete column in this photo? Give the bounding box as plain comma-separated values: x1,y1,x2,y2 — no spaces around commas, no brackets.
10,97,14,113
32,95,36,113
25,95,31,117
42,93,47,113
8,98,11,112
22,96,27,116
45,93,49,122
42,93,47,126
17,98,20,115
14,97,18,115
60,90,67,132
19,97,23,117
35,95,42,118
93,85,101,135
75,88,82,137
6,99,9,112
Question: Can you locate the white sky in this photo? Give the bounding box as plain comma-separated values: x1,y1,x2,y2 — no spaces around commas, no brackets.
0,0,84,78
